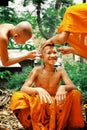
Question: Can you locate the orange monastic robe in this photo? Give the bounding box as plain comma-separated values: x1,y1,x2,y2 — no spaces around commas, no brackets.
58,3,87,58
10,90,84,130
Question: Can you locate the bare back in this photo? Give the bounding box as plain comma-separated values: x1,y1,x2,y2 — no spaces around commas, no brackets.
0,24,14,56
0,24,14,36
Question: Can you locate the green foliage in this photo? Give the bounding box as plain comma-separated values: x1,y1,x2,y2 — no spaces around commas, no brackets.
41,8,60,38
58,6,67,22
61,0,74,6
8,39,21,49
23,0,30,6
10,0,15,2
23,0,46,6
8,38,35,51
64,62,87,101
32,0,46,5
6,66,33,90
38,1,73,39
0,6,18,24
19,44,35,51
0,70,12,80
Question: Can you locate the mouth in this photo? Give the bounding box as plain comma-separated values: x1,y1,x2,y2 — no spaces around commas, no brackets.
49,59,57,64
49,58,57,61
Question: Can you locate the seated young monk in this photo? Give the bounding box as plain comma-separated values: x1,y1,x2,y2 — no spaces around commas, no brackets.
10,44,84,130
0,21,39,66
42,3,87,58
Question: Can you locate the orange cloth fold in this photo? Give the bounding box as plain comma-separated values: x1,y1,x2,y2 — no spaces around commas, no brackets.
56,90,84,130
9,90,84,130
10,92,56,130
58,3,87,58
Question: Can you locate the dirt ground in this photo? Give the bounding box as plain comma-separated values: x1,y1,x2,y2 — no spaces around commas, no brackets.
0,89,24,130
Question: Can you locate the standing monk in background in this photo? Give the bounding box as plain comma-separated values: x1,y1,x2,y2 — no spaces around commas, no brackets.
10,44,84,130
0,21,39,66
42,3,87,58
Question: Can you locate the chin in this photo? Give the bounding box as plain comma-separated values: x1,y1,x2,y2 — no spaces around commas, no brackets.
49,63,55,66
51,62,56,65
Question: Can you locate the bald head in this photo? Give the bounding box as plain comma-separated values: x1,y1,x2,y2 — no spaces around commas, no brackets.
15,21,32,38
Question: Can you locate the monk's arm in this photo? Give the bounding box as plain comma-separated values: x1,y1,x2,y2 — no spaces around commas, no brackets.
21,67,52,104
21,68,38,95
43,31,69,46
55,68,76,105
0,38,38,66
60,68,76,92
55,68,76,97
58,46,82,56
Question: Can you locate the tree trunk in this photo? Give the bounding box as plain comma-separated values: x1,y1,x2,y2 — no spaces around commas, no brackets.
55,0,61,10
36,3,49,39
83,0,86,3
36,0,62,39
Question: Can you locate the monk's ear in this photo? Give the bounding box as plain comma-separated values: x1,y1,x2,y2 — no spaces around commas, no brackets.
14,34,19,38
40,54,44,59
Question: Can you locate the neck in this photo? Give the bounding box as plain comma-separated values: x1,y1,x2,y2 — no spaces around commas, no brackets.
43,64,55,72
8,26,15,38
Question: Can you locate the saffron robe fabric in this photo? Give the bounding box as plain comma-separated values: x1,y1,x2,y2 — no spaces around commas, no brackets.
58,3,87,58
9,90,84,130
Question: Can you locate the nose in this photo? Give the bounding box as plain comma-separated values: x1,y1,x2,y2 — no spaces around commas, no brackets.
50,53,58,60
51,53,56,57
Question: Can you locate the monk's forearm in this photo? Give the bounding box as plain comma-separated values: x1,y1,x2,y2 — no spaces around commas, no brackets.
21,86,38,95
2,53,30,66
64,84,76,92
56,85,76,96
46,32,69,44
71,47,81,56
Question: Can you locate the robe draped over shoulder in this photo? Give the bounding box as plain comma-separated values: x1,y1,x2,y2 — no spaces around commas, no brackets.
58,3,87,58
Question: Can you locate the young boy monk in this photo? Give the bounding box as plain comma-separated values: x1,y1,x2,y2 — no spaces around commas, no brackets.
10,44,84,130
43,3,87,58
0,21,39,66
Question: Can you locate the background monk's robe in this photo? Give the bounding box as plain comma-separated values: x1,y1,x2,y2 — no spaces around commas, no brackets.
10,90,84,130
58,3,87,58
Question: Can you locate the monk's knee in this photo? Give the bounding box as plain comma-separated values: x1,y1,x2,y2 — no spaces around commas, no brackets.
70,89,82,102
71,89,82,97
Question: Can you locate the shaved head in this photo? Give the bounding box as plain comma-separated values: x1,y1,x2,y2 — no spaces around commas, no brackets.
15,21,32,38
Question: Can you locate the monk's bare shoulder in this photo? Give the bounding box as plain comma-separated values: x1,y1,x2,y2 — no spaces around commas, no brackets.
30,66,43,76
0,24,14,37
56,66,64,71
0,23,14,28
33,66,43,71
56,67,66,74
